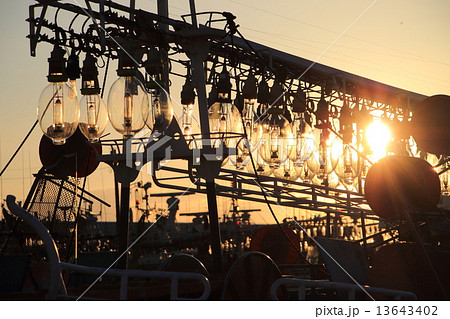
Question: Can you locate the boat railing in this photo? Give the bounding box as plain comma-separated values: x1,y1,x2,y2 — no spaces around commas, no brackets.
6,195,210,301
270,278,418,301
6,195,66,300
59,262,211,300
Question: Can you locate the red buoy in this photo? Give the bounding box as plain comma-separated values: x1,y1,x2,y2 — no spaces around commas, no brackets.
364,156,441,219
39,128,102,178
250,226,300,264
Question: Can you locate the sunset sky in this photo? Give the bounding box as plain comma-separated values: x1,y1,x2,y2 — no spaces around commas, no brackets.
0,0,449,224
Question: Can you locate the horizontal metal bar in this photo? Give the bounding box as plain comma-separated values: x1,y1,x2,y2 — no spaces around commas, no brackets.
270,278,417,300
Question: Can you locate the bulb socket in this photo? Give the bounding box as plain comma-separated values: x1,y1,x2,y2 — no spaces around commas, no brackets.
257,80,270,104
117,47,137,77
291,88,307,113
216,68,232,103
269,81,284,106
81,54,100,95
144,47,163,76
242,74,258,100
66,50,81,80
47,45,68,83
315,97,329,123
181,80,196,105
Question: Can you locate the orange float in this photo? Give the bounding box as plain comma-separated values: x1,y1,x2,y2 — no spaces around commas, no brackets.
364,156,441,219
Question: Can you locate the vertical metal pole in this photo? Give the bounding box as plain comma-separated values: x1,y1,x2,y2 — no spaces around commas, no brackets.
190,44,223,274
360,211,367,255
326,212,331,237
118,139,132,269
118,182,130,269
206,180,222,273
114,176,120,235
158,0,170,94
189,0,198,27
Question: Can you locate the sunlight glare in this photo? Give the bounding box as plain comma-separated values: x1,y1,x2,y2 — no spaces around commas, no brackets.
366,120,390,162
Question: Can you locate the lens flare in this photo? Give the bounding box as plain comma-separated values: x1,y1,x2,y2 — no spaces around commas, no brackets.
366,120,391,162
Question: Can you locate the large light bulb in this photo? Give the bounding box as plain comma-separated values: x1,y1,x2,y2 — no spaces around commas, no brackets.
208,101,242,147
37,82,80,145
258,111,294,168
242,74,258,141
335,139,360,185
273,159,300,184
307,128,339,181
78,54,108,142
37,46,79,145
79,93,108,142
288,113,314,167
246,143,274,177
107,76,149,138
180,78,196,139
148,89,173,133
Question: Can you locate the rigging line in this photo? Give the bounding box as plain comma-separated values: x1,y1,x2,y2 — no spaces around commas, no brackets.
241,115,310,264
252,0,381,125
76,178,200,301
240,32,450,86
227,0,450,67
241,25,450,66
69,0,201,129
0,119,39,178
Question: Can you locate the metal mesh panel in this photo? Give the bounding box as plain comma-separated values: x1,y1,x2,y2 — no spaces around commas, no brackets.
1,174,79,262
29,176,78,261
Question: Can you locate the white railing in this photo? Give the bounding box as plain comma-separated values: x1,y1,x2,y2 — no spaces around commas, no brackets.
60,262,211,300
270,278,417,301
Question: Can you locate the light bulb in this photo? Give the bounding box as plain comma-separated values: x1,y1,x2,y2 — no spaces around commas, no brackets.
182,103,194,137
79,93,108,142
107,75,149,138
148,89,173,133
208,102,242,147
37,46,79,145
242,74,258,141
307,128,339,181
180,78,196,139
37,82,80,145
229,147,251,170
273,160,300,184
334,134,361,186
78,54,108,142
246,145,274,176
334,142,360,185
288,113,314,167
258,110,294,168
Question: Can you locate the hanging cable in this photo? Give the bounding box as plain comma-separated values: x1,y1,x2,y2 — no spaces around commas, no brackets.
0,120,39,178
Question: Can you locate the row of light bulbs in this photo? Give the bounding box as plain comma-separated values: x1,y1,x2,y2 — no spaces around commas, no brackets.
36,46,396,190
179,67,372,189
37,46,172,146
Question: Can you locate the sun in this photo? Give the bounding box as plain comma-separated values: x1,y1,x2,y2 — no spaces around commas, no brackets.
365,119,391,162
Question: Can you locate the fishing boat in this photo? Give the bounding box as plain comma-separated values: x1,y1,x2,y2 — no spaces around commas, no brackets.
1,0,449,301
